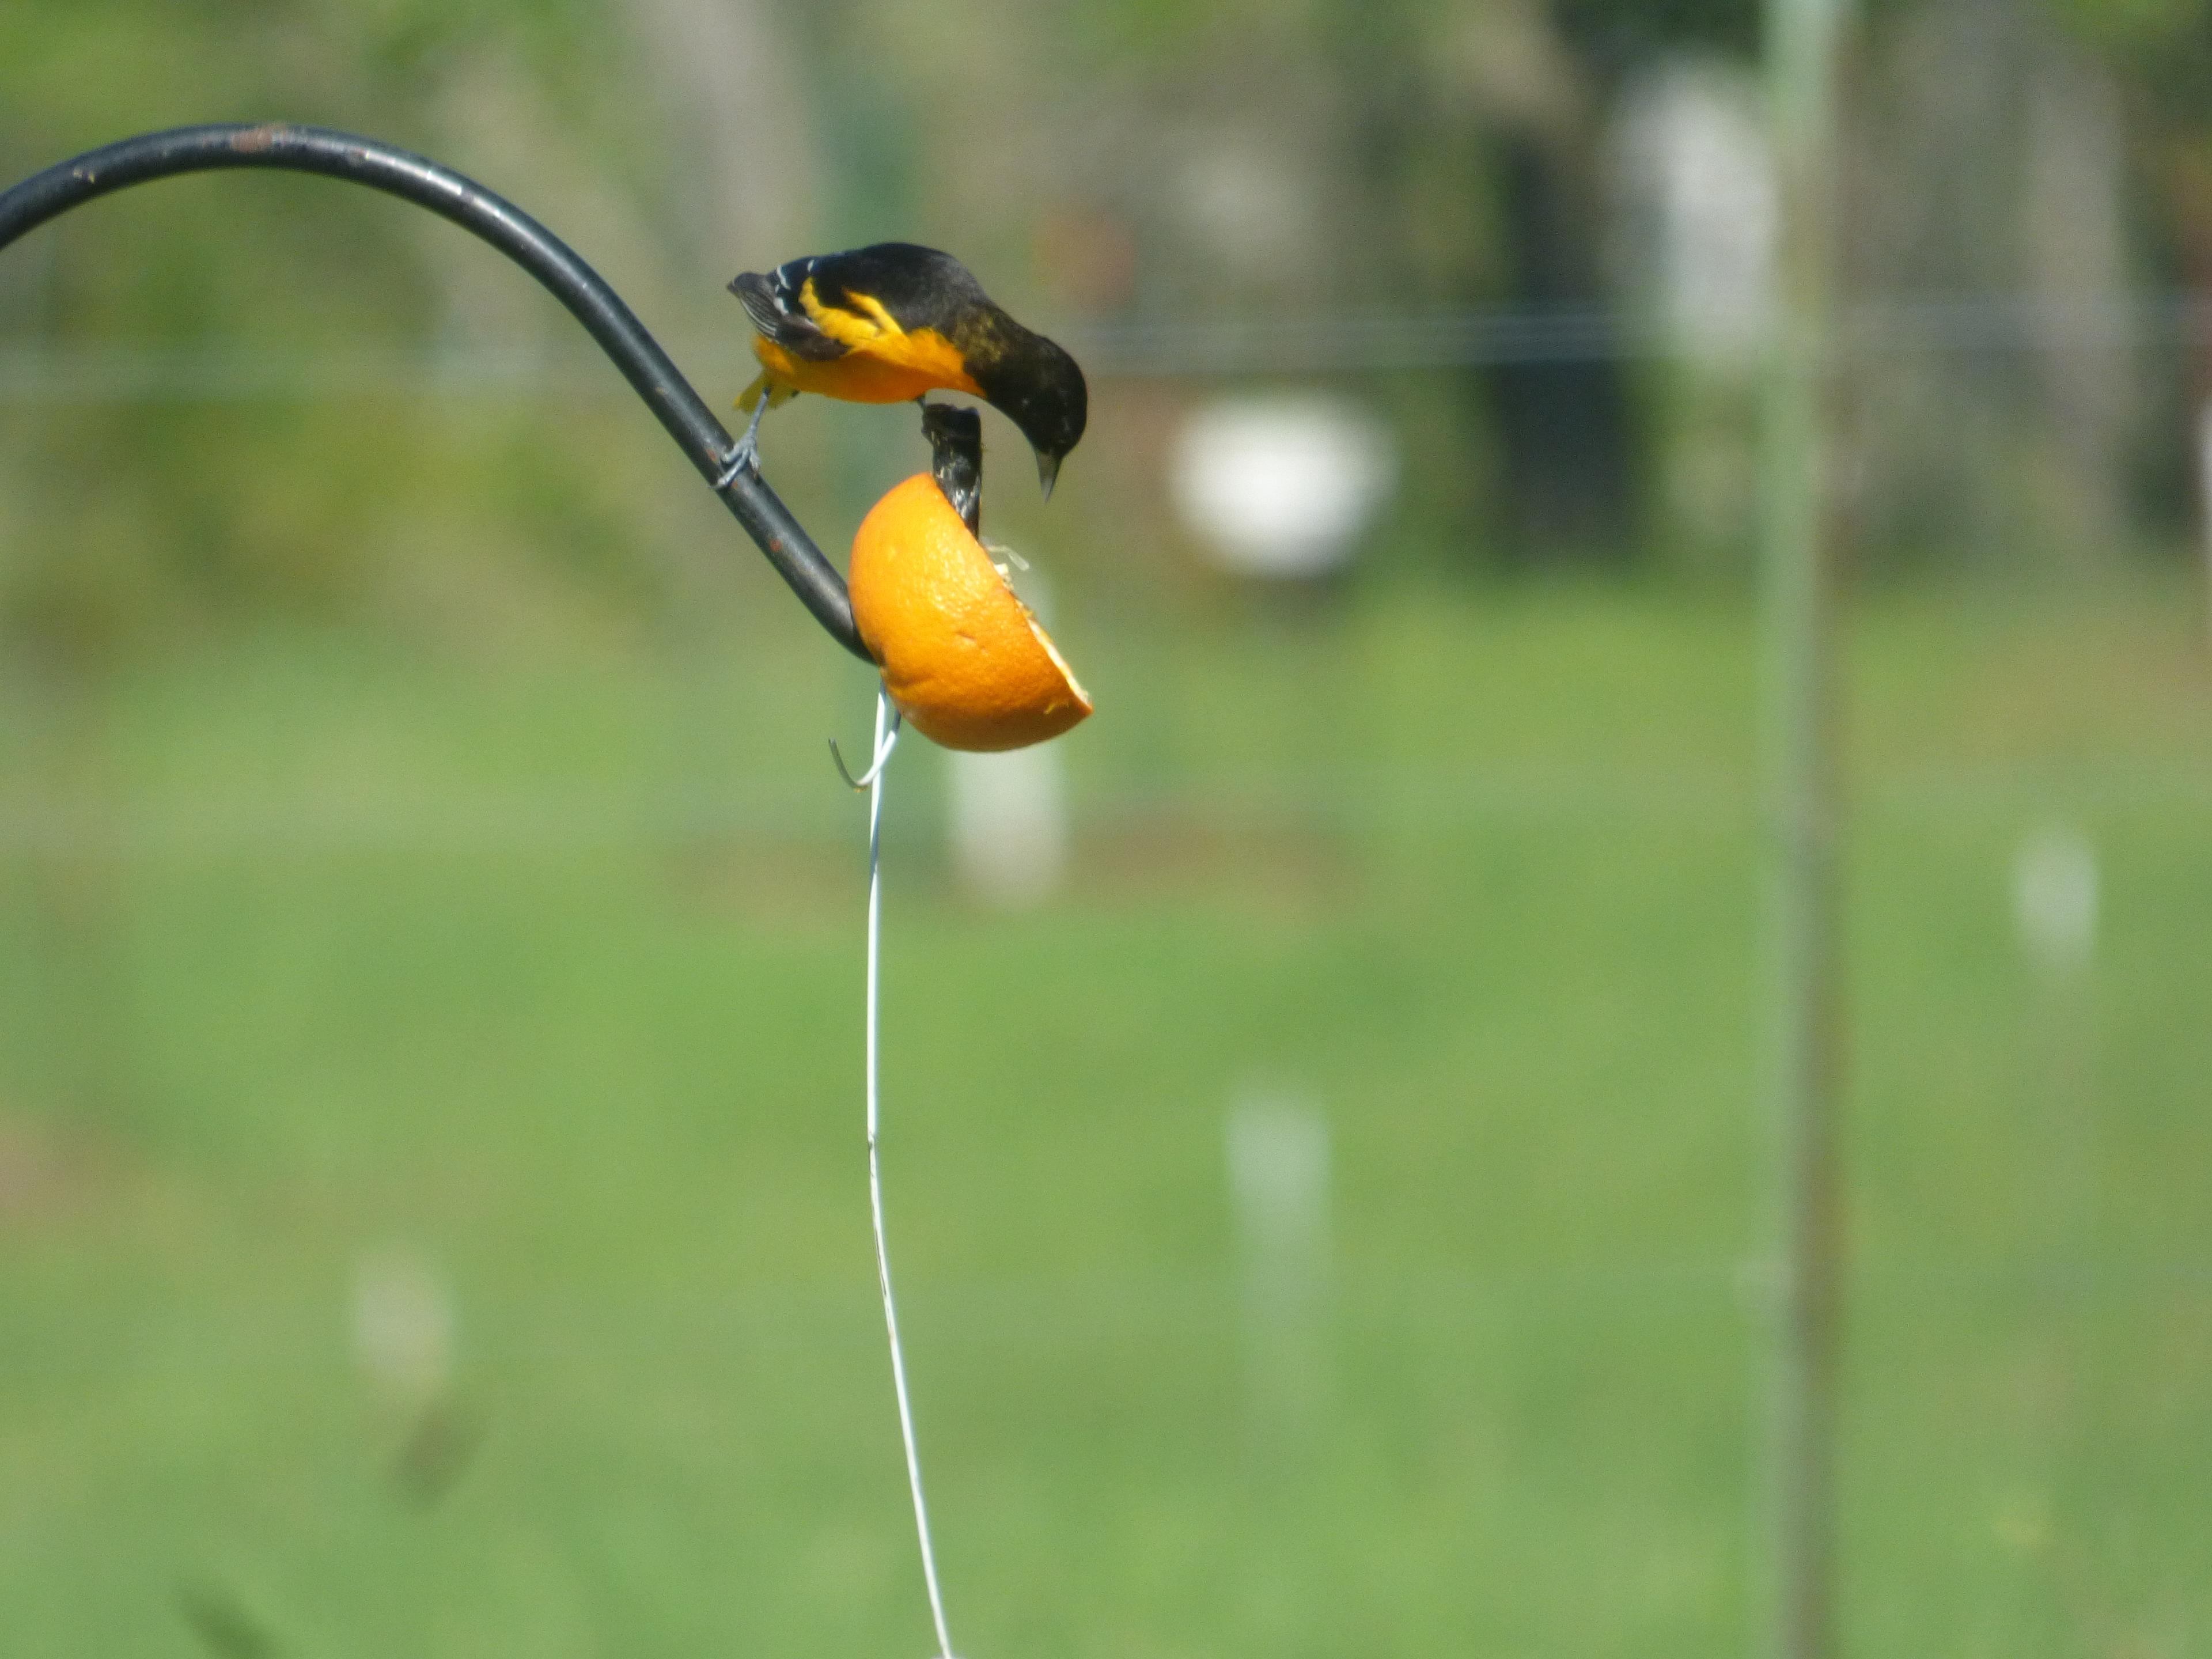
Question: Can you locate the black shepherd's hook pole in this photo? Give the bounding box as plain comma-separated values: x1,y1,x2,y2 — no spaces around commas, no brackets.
0,122,870,661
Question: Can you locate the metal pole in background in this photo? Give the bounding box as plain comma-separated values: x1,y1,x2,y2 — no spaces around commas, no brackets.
1760,1,1848,1657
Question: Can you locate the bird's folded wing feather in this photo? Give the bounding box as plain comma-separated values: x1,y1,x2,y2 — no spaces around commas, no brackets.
730,268,847,362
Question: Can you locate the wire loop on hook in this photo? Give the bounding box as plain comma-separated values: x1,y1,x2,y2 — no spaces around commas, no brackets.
831,696,904,790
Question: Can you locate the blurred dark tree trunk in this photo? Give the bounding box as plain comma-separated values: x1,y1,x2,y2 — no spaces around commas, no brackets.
1482,131,1637,563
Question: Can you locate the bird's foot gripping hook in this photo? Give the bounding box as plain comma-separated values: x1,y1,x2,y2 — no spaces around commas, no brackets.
710,441,755,490
712,397,771,489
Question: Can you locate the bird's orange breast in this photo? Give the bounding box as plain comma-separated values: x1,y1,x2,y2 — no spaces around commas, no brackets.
752,301,984,404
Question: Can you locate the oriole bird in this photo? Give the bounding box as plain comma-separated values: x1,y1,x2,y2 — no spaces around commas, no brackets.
718,243,1088,498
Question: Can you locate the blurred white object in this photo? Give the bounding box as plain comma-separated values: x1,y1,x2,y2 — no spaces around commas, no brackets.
351,1248,456,1408
949,743,1069,906
1171,395,1397,577
1610,58,1776,362
1176,143,1316,277
1226,1085,1333,1439
2013,824,2099,974
947,569,1070,906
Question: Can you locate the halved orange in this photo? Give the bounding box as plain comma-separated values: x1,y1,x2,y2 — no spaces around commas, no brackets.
847,473,1093,752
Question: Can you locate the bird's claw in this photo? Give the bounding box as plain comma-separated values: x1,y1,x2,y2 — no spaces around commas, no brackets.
711,435,757,491
714,395,772,489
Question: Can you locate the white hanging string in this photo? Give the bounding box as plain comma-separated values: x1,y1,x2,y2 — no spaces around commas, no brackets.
848,686,956,1659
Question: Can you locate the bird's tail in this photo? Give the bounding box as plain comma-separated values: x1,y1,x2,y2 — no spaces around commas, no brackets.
736,373,800,415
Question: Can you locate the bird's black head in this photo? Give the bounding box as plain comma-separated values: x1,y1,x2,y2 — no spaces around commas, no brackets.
979,331,1087,499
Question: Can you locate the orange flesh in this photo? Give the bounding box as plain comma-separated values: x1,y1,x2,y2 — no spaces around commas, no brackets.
847,474,1092,752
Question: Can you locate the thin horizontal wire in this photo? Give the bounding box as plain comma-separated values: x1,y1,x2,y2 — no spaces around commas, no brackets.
2,291,2210,404
5,1258,2206,1377
0,342,601,404
1065,291,2212,368
1,757,2209,857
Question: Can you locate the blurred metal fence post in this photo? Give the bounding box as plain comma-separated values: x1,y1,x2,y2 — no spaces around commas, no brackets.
1761,2,1849,1658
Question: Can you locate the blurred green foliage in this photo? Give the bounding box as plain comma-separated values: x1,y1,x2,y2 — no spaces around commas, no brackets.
8,0,2209,668
2,585,2208,1654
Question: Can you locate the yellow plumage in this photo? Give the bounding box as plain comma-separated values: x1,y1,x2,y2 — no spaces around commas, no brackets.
737,278,983,414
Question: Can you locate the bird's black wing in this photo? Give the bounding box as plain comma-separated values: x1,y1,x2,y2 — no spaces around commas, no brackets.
727,259,847,361
805,244,992,338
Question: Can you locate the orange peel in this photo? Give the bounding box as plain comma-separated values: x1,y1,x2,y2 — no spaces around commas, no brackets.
847,472,1093,752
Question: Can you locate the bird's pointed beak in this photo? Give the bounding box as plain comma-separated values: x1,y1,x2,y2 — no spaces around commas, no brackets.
1036,450,1061,502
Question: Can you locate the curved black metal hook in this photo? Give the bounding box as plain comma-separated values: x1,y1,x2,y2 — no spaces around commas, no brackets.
0,122,871,661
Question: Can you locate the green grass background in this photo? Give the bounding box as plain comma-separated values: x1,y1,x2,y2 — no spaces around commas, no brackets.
2,579,2207,1657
